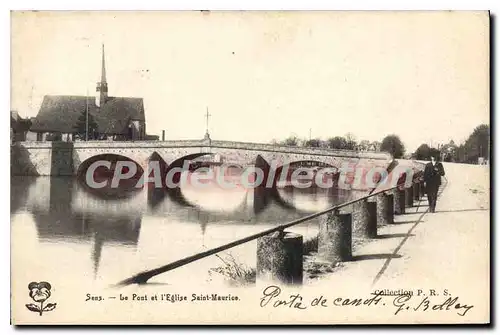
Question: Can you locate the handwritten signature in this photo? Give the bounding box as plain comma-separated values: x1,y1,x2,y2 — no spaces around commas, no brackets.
259,285,474,317
393,294,474,317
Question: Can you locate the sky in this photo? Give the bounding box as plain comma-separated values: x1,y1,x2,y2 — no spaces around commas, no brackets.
11,11,489,152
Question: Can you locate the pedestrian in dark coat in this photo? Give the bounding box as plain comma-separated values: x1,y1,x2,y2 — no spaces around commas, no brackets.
423,155,445,213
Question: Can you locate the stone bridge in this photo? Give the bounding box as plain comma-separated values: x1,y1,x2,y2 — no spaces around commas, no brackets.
11,138,393,177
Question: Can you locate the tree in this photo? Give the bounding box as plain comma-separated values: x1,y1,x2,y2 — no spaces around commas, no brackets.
281,135,300,147
440,140,458,162
414,143,439,161
380,134,405,158
452,124,490,164
463,124,490,163
429,148,441,160
344,133,357,150
456,144,467,163
414,143,431,160
73,110,98,140
358,140,371,151
327,136,347,149
371,141,382,151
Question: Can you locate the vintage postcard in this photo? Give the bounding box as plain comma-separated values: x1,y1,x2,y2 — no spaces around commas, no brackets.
10,11,490,325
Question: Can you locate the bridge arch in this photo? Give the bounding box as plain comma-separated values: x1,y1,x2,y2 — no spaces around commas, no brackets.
272,160,339,188
267,160,339,212
165,153,247,187
164,153,252,211
165,153,216,188
167,153,213,171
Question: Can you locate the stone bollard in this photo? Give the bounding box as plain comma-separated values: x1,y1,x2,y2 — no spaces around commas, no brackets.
376,192,394,225
405,187,414,208
318,211,352,263
413,182,420,201
257,231,303,285
393,188,406,215
366,201,377,237
420,181,426,198
353,199,377,239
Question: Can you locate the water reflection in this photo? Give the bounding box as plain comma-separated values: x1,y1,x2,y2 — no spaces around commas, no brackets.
12,177,142,277
11,175,360,282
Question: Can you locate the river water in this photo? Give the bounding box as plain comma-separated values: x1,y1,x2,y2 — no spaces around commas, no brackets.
11,174,364,287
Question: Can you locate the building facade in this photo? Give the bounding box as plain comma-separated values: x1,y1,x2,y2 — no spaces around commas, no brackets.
29,45,147,142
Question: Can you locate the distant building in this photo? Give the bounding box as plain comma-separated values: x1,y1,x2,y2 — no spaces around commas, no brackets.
478,157,488,165
358,141,381,152
29,45,147,142
369,141,381,152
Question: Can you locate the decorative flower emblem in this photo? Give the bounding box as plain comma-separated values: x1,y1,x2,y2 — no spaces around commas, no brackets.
25,282,57,316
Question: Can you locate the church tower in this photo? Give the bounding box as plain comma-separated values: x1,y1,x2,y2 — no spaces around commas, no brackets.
95,44,108,107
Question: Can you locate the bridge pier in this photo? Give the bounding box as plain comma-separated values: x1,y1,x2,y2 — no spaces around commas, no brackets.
251,185,273,215
318,211,352,263
256,231,303,285
255,154,277,188
147,186,168,209
146,152,169,188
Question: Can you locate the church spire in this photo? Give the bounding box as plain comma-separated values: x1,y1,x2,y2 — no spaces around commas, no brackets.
96,44,108,107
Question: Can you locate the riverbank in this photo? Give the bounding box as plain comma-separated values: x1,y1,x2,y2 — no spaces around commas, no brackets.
306,162,490,323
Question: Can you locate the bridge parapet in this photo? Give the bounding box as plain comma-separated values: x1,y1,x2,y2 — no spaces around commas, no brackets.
209,140,392,160
17,140,206,149
16,140,392,160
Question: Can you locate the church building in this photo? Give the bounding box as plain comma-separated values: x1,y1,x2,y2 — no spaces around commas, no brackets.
29,45,147,141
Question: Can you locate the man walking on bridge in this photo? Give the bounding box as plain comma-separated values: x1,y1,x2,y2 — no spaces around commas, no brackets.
423,154,445,213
